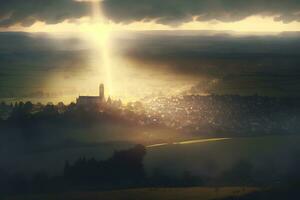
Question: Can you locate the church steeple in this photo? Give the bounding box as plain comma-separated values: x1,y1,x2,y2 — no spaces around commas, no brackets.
107,96,112,104
99,83,105,100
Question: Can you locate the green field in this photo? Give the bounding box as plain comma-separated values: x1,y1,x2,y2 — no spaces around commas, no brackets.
3,135,299,200
145,135,300,178
4,187,258,200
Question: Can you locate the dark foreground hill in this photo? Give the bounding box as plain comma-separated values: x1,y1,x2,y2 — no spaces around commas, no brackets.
3,187,257,200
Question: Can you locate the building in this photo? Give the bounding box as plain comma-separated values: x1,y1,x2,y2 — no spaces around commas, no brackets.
76,84,105,106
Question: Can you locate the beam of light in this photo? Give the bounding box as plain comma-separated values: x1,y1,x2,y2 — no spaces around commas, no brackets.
174,138,231,145
146,143,169,148
146,138,231,148
88,0,113,97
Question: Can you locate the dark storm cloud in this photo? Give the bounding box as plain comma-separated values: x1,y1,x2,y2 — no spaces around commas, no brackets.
114,31,300,96
1,0,300,27
102,0,300,25
0,0,89,27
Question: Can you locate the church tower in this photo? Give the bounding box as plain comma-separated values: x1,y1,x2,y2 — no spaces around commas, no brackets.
99,83,105,101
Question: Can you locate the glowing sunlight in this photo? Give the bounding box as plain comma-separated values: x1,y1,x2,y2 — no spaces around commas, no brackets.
87,0,113,97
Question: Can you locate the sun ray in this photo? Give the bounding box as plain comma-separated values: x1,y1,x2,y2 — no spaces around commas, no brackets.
89,0,113,97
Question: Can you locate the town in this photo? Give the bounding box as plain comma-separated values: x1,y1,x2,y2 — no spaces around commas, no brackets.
1,83,299,137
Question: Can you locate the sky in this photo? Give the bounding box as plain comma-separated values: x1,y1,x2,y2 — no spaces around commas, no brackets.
0,0,300,103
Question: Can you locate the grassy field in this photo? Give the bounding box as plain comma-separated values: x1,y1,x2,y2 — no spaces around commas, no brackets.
4,187,258,200
145,135,300,178
3,135,299,200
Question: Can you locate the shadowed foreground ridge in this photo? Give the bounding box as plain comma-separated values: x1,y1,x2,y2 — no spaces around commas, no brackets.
64,144,147,187
0,145,147,195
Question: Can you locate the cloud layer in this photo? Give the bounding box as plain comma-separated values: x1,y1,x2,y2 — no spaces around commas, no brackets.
1,0,300,27
0,0,89,27
103,0,300,25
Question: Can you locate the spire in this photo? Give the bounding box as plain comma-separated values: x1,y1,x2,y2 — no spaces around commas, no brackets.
99,83,105,100
107,96,112,104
